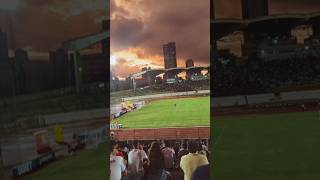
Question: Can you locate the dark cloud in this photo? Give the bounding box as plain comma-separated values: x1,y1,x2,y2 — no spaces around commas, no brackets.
111,0,210,66
111,15,145,50
0,0,106,52
215,0,242,18
24,0,55,6
214,0,320,18
270,0,320,14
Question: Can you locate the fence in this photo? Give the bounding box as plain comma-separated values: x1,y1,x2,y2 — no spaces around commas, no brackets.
79,127,107,149
122,90,210,101
111,127,210,141
212,89,320,107
43,108,107,126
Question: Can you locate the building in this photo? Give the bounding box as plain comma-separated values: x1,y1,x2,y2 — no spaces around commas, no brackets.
242,0,269,19
185,59,194,67
163,42,177,69
80,53,108,84
0,30,9,62
101,20,109,56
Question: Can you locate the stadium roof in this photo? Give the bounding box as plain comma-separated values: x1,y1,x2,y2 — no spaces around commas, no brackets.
211,18,244,40
308,12,320,19
244,13,306,34
212,12,320,40
307,12,320,24
62,31,109,51
130,66,210,78
130,68,165,78
186,66,210,71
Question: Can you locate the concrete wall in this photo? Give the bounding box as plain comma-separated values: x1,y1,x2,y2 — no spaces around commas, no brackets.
43,108,107,126
212,89,320,107
123,90,210,101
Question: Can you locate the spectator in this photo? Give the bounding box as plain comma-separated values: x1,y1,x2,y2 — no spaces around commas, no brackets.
178,143,189,164
192,164,210,180
162,141,175,170
116,142,125,158
128,140,148,180
143,142,171,180
110,141,126,180
68,133,85,155
180,140,209,180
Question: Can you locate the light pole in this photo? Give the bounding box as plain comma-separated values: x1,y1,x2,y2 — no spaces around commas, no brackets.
0,142,4,180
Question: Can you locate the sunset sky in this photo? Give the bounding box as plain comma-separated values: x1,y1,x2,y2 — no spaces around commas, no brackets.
110,0,210,78
111,0,320,78
1,0,320,78
0,0,108,59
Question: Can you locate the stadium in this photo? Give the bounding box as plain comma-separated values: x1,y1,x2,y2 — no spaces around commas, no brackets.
212,0,320,179
110,90,210,179
109,42,210,179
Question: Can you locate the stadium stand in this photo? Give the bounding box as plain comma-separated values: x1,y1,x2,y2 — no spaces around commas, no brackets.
110,139,210,180
212,55,320,97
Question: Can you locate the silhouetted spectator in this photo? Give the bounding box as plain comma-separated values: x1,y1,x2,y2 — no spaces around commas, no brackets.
142,142,171,180
162,141,175,170
192,164,210,180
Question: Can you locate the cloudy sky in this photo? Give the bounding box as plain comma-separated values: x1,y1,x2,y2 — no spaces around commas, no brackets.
110,0,210,78
215,0,320,18
0,0,108,59
111,0,320,78
1,0,320,77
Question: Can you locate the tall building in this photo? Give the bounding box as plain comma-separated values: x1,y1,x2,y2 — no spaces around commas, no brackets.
186,59,194,68
0,30,9,62
101,20,109,56
242,0,269,19
163,42,177,69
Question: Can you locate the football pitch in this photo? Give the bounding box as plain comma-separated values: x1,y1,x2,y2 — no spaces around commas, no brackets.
212,111,320,179
22,142,107,180
112,96,210,128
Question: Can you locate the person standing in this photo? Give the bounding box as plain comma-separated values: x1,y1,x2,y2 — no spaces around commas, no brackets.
128,141,148,180
161,141,175,170
110,141,126,180
143,142,171,180
180,141,209,180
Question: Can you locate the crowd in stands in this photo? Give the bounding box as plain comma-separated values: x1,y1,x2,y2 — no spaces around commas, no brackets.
110,139,210,180
154,79,210,92
212,56,320,97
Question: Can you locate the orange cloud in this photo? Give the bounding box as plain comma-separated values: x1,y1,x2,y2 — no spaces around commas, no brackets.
111,0,210,77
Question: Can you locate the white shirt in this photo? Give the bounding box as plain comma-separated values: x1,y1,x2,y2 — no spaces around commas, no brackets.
110,154,126,180
128,149,148,175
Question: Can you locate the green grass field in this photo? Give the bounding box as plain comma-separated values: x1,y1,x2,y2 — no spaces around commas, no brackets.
112,96,210,128
23,142,107,180
212,111,320,179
